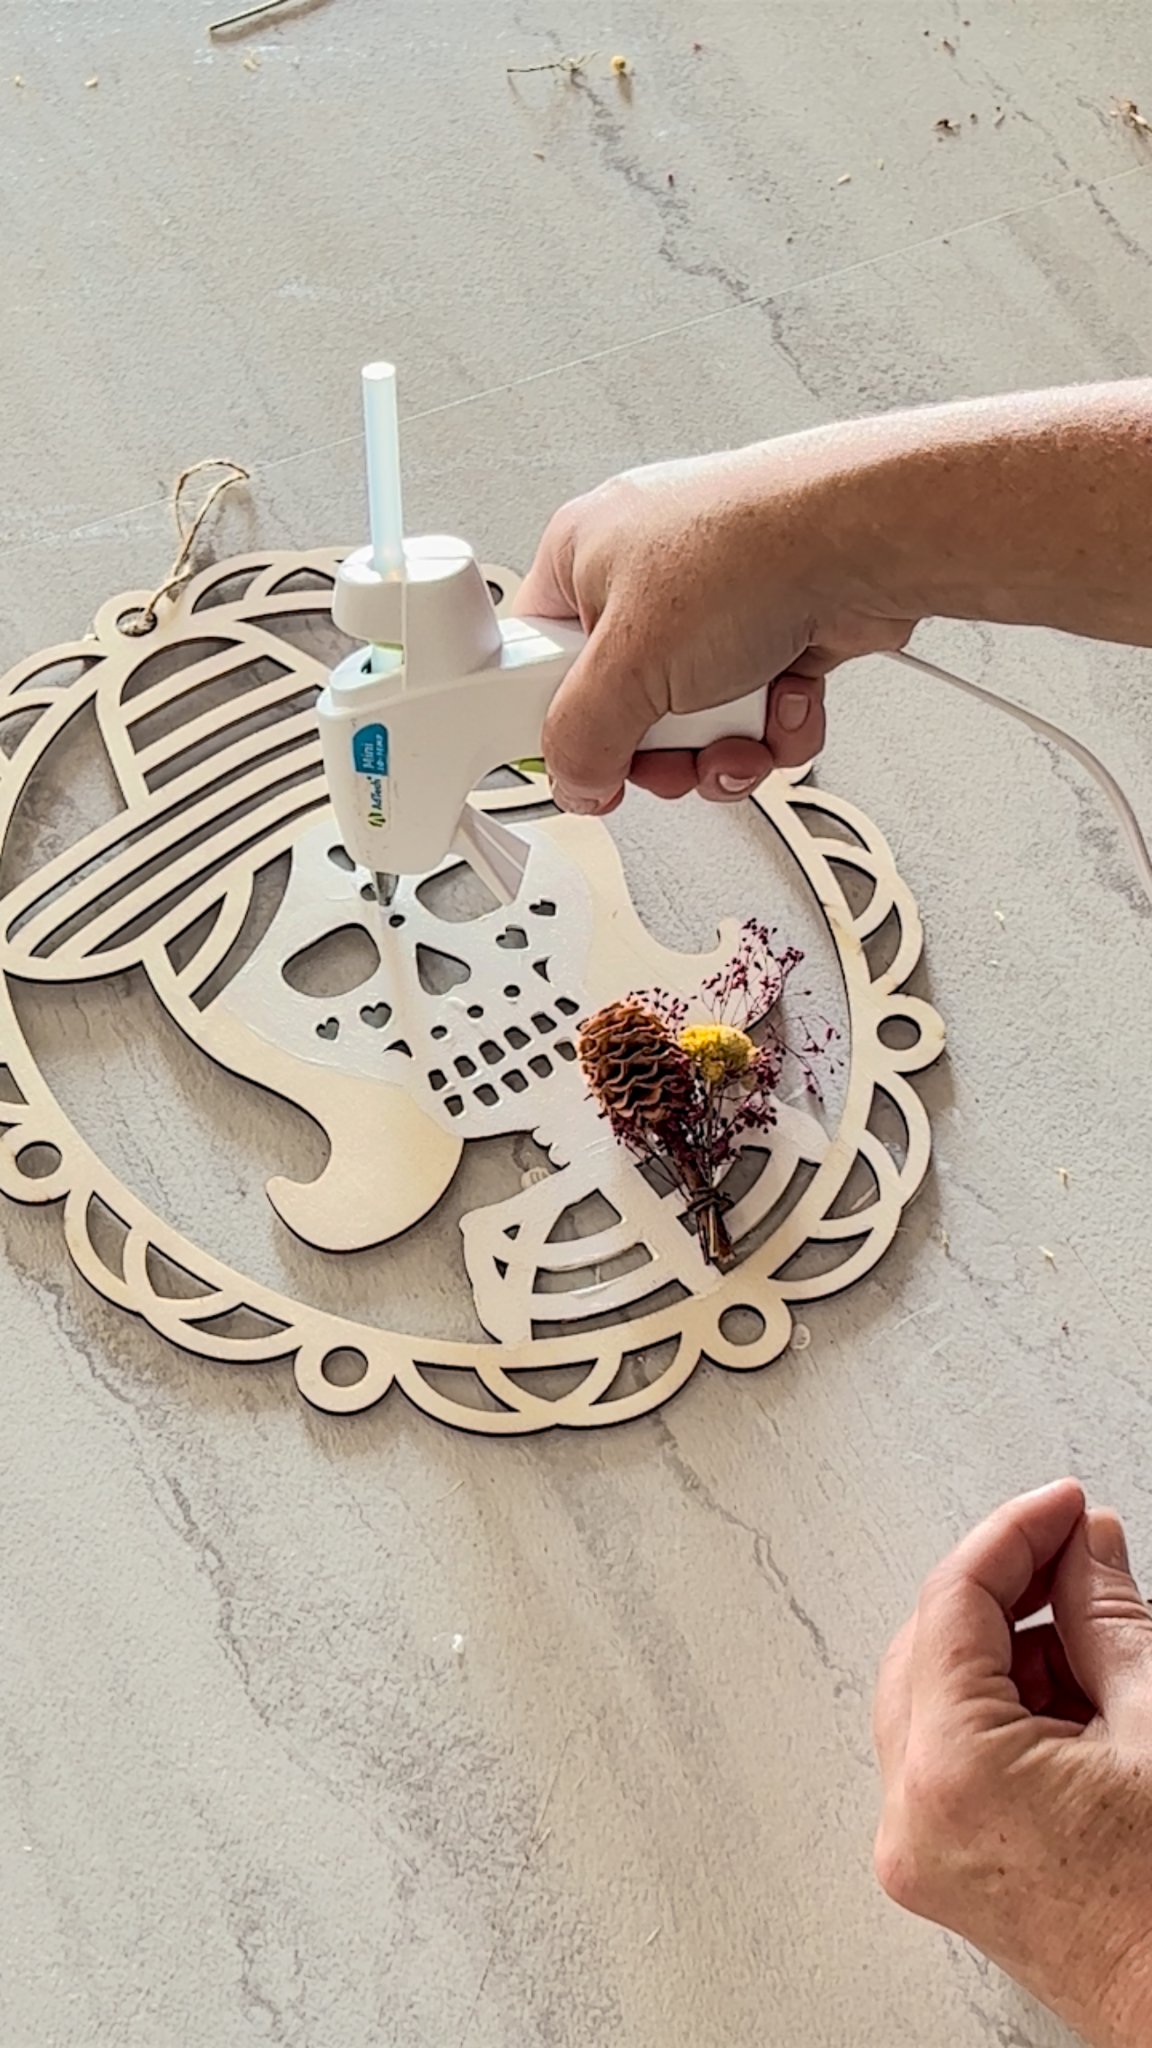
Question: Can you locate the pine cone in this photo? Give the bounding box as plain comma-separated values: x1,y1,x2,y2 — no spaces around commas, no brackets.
578,1000,695,1131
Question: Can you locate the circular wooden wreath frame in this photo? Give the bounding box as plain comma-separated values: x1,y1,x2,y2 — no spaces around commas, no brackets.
0,551,944,1432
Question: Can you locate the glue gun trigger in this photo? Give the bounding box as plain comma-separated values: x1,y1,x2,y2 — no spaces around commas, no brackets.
450,802,531,907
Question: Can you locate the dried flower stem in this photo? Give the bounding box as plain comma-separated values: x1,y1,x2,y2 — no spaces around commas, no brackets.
506,50,597,77
208,0,323,33
680,1178,735,1269
579,921,839,1273
1114,97,1152,136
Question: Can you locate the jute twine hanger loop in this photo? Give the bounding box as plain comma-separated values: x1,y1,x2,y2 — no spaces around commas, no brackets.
119,459,250,637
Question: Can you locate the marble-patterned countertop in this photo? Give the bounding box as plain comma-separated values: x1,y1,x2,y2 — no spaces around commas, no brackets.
1,2,1149,2041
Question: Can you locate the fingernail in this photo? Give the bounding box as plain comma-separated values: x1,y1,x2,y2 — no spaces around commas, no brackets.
1023,1477,1080,1501
718,774,758,795
776,690,811,734
1087,1508,1130,1572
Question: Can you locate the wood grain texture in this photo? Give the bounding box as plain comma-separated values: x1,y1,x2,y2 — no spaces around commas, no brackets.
1,0,1150,2041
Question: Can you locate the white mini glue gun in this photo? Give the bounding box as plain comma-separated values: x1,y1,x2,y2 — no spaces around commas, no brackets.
317,363,768,910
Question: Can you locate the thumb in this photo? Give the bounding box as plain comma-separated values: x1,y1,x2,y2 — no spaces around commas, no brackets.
1051,1509,1152,1732
542,609,664,813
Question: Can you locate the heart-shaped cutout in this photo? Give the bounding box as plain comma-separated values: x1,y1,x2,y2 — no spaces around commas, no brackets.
316,1017,340,1041
359,1002,391,1030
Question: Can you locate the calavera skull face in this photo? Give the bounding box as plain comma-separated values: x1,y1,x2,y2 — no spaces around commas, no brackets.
0,592,829,1342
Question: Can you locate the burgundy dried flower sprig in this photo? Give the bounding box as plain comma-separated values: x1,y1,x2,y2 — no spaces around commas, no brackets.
578,920,840,1271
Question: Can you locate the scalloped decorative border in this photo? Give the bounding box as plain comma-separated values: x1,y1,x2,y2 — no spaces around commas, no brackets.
0,551,944,1432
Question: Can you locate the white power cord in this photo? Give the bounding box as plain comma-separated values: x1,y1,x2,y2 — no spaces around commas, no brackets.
889,646,1152,911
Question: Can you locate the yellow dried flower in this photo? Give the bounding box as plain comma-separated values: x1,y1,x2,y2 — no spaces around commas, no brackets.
611,53,629,73
679,1022,755,1086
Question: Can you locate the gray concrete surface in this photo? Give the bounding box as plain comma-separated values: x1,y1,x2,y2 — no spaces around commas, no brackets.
1,2,1151,2043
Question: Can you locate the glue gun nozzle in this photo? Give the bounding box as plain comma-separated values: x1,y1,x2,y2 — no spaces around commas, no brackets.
375,872,398,909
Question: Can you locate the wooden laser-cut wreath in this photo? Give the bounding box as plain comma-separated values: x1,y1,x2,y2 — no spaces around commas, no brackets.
0,550,944,1432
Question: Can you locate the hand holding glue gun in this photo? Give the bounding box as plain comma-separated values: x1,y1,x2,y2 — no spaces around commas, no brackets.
517,385,1152,906
318,370,1150,921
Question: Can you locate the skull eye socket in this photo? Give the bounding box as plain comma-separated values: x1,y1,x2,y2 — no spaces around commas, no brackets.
415,864,499,923
284,925,380,998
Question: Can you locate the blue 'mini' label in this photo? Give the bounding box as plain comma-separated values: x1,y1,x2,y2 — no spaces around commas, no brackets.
352,723,389,776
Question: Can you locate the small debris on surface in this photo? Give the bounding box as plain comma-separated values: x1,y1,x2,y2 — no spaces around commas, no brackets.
643,1927,663,1948
935,116,961,136
969,109,978,122
994,105,1006,125
12,74,25,86
877,156,885,167
84,75,99,88
1040,1245,1057,1266
1056,1166,1071,1188
692,40,704,52
666,169,675,185
836,172,852,184
451,1632,466,1656
1114,97,1152,136
993,905,1006,925
937,1225,951,1255
942,37,956,53
791,1323,812,1352
507,49,596,79
611,52,629,74
242,51,261,70
533,149,545,159
1061,1319,1070,1336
